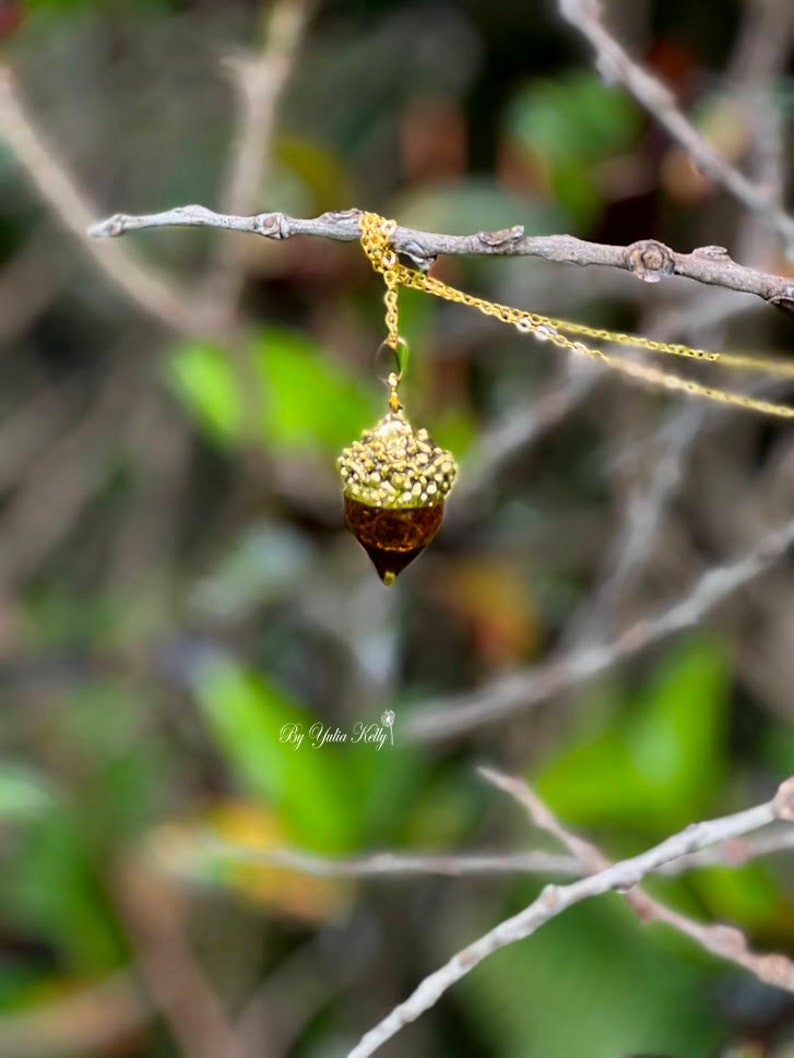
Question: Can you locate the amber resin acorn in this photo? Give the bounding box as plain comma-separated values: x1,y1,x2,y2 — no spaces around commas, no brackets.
337,396,457,585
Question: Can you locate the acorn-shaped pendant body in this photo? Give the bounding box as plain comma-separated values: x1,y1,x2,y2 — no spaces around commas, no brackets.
337,406,457,584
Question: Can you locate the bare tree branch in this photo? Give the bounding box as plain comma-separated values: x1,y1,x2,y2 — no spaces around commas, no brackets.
346,779,794,1058
558,0,794,254
480,768,794,998
89,206,794,308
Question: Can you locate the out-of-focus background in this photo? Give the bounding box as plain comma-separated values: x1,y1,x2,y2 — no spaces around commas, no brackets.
2,0,794,1055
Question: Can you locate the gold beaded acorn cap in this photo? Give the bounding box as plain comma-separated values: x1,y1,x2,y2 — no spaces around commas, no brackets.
337,375,457,585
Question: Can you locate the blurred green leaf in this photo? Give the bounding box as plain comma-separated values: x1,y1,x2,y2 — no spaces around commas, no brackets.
506,71,641,226
353,744,430,845
0,764,56,822
535,640,727,831
165,340,238,443
254,329,376,451
509,72,639,164
3,809,122,973
688,863,794,935
402,766,487,849
431,406,477,462
627,640,727,818
190,653,361,851
461,895,724,1058
761,717,794,776
165,328,378,453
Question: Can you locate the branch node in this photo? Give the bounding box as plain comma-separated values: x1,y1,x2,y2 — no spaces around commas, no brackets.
772,777,794,820
477,225,525,250
398,239,436,273
540,884,560,908
88,213,127,239
612,880,637,895
760,954,794,988
324,207,362,222
254,211,287,238
693,245,731,259
768,290,794,315
712,924,747,955
626,239,675,283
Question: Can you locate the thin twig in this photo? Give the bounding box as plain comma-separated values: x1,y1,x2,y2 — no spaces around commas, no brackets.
89,206,794,308
204,840,581,879
203,823,794,882
209,0,315,313
406,510,794,742
346,779,794,1058
563,400,708,647
558,0,794,254
480,767,794,995
666,822,794,872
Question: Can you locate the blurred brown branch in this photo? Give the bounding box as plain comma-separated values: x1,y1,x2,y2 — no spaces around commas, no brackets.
114,861,244,1058
347,778,794,1058
406,510,794,742
0,67,197,333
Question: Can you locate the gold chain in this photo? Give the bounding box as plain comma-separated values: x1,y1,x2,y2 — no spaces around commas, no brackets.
357,211,794,419
360,214,402,349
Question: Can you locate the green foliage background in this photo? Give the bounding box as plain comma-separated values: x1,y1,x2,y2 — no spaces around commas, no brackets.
1,1,794,1057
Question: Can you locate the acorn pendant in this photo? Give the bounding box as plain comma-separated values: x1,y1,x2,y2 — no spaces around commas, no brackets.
337,382,457,585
